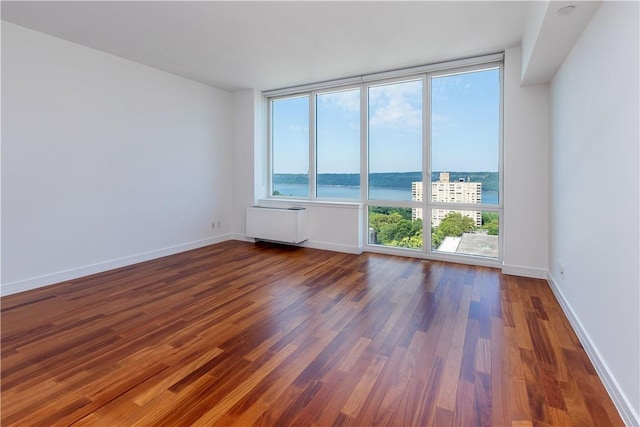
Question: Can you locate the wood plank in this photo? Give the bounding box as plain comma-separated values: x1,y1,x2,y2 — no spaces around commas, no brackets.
190,343,298,426
0,241,624,426
340,353,388,417
435,283,472,411
491,316,512,427
452,379,475,427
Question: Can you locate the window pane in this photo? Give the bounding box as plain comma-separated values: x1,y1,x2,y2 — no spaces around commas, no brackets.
431,68,500,205
368,80,423,201
431,210,499,259
272,96,309,197
316,89,360,199
368,206,423,250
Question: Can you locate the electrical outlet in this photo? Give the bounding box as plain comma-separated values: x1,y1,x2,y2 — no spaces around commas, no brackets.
211,222,216,229
559,261,565,279
217,221,222,229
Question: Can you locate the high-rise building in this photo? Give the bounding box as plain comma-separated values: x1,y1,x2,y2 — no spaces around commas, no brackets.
412,172,482,227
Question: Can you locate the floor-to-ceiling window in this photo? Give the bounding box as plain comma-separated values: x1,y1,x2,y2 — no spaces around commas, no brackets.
266,55,502,263
428,67,501,259
367,78,424,250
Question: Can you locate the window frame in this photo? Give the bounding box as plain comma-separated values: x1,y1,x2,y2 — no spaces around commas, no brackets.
364,75,425,206
363,74,426,251
268,93,312,199
268,85,363,202
265,57,504,265
314,85,363,201
423,63,504,261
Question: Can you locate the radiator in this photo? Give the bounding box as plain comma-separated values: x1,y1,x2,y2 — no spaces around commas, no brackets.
245,206,309,244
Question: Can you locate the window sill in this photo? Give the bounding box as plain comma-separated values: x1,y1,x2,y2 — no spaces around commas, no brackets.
257,198,364,210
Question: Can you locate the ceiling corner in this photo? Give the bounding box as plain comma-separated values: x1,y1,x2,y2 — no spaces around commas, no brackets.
520,0,601,86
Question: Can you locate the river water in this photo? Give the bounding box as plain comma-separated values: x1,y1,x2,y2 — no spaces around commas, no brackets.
273,184,499,205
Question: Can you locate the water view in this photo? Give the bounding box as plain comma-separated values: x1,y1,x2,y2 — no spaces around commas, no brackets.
274,183,499,205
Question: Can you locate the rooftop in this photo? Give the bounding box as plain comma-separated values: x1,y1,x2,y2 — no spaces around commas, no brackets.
437,232,499,258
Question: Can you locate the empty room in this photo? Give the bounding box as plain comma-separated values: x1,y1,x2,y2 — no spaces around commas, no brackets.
1,1,638,426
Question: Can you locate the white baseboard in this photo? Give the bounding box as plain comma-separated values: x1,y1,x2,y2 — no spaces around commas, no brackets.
1,234,232,297
547,274,639,427
502,264,548,279
229,233,254,243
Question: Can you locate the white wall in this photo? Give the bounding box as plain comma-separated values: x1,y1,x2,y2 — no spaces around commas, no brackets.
255,199,364,254
503,47,550,278
521,0,548,81
520,1,601,86
1,22,234,295
549,2,639,424
231,89,262,238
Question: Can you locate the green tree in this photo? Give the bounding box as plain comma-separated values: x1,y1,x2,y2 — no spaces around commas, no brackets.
380,218,420,243
481,212,499,236
369,211,422,248
370,206,412,220
391,228,423,249
431,226,445,249
438,212,477,237
369,212,404,235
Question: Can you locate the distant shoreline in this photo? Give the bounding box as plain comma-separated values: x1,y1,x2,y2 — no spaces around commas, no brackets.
273,171,499,192
273,183,499,204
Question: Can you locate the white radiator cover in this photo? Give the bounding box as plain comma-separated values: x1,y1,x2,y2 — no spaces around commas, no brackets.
245,206,309,244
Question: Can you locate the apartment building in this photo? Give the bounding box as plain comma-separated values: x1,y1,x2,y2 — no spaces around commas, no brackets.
411,172,483,226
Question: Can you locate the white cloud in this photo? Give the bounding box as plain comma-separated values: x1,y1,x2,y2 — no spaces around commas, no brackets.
369,80,422,129
318,89,360,113
370,98,421,129
432,74,472,100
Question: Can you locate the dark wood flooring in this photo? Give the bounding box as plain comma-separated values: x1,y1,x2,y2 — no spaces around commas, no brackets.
1,241,623,426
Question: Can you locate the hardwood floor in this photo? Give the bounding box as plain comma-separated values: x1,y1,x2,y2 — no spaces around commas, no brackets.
1,241,623,426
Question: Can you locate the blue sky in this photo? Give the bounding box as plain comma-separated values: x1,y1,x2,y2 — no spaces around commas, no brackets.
431,68,500,173
272,67,499,175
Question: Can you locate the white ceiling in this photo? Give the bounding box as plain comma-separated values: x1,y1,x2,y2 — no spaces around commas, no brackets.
2,1,531,92
521,0,600,85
